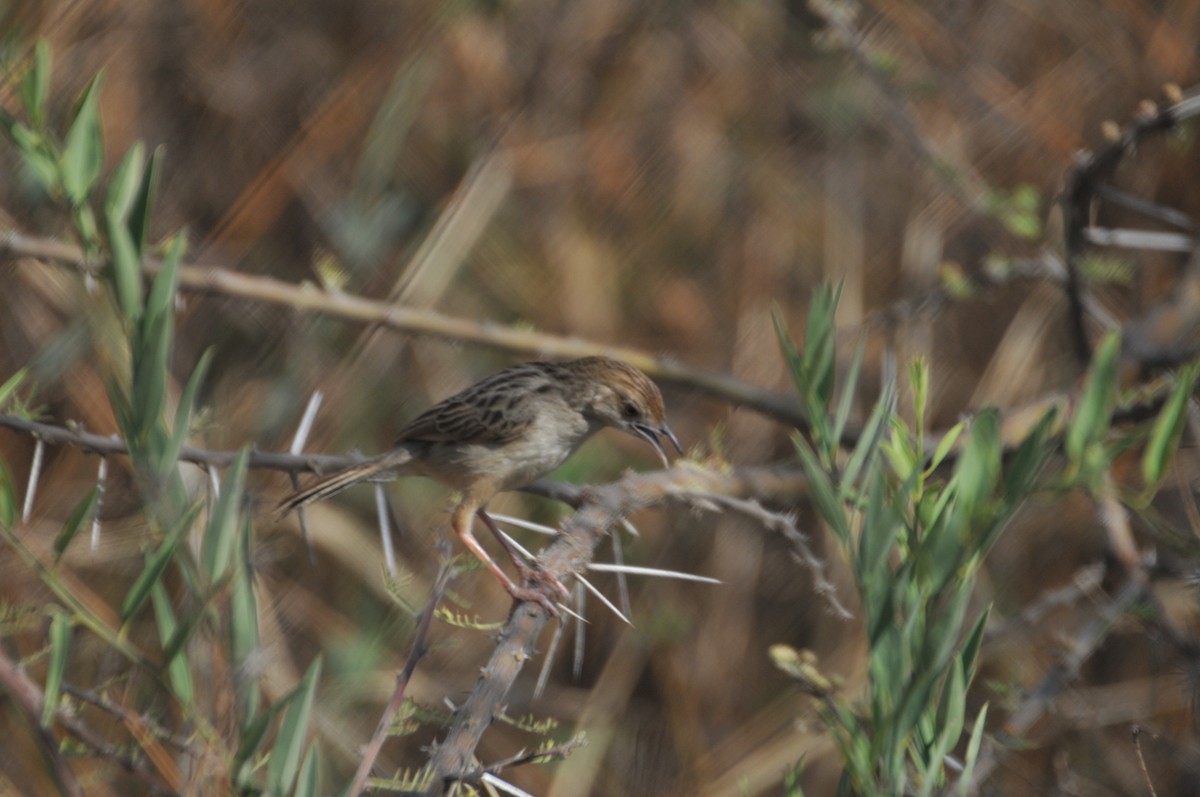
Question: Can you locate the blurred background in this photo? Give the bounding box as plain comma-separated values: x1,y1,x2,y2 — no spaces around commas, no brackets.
2,0,1200,794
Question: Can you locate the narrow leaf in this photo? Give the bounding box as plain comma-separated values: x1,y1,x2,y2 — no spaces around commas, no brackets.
928,422,964,473
1142,363,1199,491
105,141,145,226
54,487,99,560
129,145,163,255
294,744,321,797
0,368,29,411
832,334,867,444
267,656,323,797
842,380,895,490
792,432,848,543
165,348,213,467
1065,330,1121,466
954,409,1000,518
201,447,250,585
151,580,194,705
60,73,105,204
41,610,70,727
0,459,16,528
956,704,989,796
106,215,143,323
120,504,199,622
21,41,52,128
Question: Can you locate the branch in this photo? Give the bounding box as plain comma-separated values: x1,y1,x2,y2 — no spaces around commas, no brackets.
0,230,814,433
0,413,362,475
422,461,808,794
347,562,453,796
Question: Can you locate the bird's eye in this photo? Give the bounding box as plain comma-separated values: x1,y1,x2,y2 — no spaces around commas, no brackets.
622,401,641,419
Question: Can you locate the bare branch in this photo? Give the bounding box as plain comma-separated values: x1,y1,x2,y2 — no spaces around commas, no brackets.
0,230,811,431
421,462,810,794
348,562,454,797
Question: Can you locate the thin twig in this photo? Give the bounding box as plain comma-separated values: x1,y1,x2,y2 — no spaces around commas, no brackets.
420,462,816,795
971,578,1149,790
347,561,453,797
1132,725,1159,797
685,492,852,619
1,229,813,432
0,646,86,797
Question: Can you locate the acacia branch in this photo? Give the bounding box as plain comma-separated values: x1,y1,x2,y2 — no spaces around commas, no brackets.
422,462,811,794
0,230,813,432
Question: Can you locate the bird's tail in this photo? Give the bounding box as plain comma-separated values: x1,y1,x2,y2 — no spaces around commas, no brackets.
277,450,413,515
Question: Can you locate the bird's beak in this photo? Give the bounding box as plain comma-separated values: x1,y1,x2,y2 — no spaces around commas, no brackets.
632,422,682,468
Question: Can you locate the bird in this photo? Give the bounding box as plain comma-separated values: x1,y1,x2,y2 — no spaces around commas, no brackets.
279,356,681,613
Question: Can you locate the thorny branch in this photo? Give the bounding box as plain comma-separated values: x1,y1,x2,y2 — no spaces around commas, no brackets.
0,230,816,434
0,645,177,796
420,461,819,794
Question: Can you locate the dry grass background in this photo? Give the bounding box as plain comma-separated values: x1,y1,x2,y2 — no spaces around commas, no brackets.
2,1,1200,795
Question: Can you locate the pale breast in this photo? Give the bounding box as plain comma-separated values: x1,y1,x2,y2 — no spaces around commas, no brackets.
404,391,598,493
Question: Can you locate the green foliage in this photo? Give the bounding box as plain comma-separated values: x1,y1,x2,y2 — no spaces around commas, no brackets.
52,486,99,560
1141,362,1200,495
1,42,326,797
983,183,1043,240
0,458,17,529
41,609,70,727
774,287,1056,795
267,656,323,797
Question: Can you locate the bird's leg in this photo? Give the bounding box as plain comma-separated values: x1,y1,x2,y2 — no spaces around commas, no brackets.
451,503,560,615
476,509,571,599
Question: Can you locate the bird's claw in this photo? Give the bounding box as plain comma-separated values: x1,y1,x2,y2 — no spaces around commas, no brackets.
518,563,571,600
507,583,562,616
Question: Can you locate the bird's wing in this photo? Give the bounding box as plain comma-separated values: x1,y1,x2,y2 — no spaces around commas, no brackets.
395,364,552,446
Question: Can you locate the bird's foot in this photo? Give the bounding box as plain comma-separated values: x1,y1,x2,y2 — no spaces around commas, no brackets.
517,563,571,601
505,582,562,616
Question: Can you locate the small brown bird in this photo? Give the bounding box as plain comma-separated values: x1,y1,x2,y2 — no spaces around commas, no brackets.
280,356,680,612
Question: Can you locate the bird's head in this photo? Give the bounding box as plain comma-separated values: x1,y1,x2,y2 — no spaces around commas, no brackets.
568,356,682,467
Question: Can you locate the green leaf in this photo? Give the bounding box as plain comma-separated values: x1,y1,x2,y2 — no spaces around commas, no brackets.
53,487,99,560
909,358,928,448
0,368,29,412
928,422,964,473
832,334,866,445
858,464,900,589
151,580,194,705
1002,407,1057,506
294,744,321,797
145,232,186,333
231,541,261,716
131,230,187,441
954,409,1001,518
20,42,51,129
235,698,289,788
201,447,250,585
958,605,991,684
773,308,807,405
1142,363,1200,491
41,610,70,727
792,432,848,543
882,417,918,484
801,282,840,413
60,73,105,205
956,704,989,796
842,380,895,491
164,348,213,468
105,142,146,227
106,216,143,323
0,458,17,528
120,504,199,622
129,145,163,256
267,656,322,797
1065,330,1120,468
